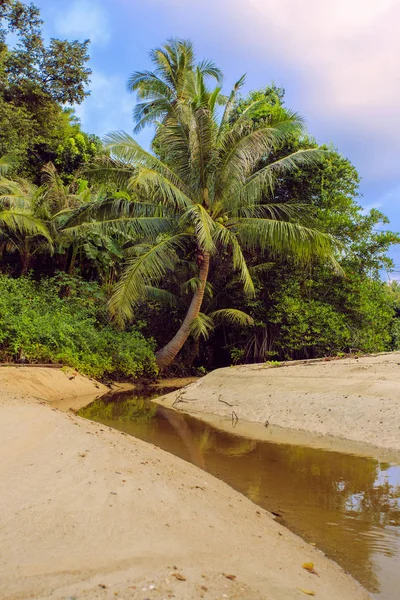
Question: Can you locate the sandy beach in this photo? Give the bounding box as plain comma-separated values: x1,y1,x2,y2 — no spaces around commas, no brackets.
157,353,400,453
0,366,370,600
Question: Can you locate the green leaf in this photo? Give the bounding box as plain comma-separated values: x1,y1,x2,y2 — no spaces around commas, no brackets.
210,309,254,326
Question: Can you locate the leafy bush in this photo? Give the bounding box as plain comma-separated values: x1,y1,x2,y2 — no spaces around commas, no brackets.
268,276,396,359
0,274,157,380
392,318,400,351
270,296,352,358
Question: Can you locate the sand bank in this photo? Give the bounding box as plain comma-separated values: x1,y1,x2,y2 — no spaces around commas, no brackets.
0,372,369,599
0,365,110,410
157,353,400,453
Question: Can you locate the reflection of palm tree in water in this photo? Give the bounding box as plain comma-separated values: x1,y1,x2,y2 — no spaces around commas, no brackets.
157,406,258,472
157,406,206,470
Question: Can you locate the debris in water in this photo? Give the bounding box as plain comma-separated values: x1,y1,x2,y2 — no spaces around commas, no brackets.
223,573,236,580
297,588,315,596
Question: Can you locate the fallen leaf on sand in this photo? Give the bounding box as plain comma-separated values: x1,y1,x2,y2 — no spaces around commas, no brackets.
223,573,236,580
298,588,315,596
171,572,186,581
302,562,318,575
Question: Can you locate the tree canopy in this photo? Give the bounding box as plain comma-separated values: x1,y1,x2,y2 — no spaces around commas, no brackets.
0,0,96,180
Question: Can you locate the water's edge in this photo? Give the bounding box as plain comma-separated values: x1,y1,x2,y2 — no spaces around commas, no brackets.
77,386,400,600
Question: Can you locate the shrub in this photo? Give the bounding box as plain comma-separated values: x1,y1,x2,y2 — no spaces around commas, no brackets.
0,274,157,380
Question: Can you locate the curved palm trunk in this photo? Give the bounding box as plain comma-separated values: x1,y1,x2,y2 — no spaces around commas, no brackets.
156,252,210,369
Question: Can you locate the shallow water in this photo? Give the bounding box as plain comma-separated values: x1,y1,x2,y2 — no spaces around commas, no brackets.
79,387,400,600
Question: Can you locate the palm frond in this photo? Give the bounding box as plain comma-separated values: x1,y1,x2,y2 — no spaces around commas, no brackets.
213,222,255,296
127,71,173,98
249,261,275,275
0,210,53,246
104,131,192,202
236,217,340,264
109,233,191,324
144,285,179,307
133,100,173,133
190,312,214,340
197,58,223,83
60,196,172,228
0,154,17,177
237,203,315,222
217,116,309,205
181,277,213,300
210,308,254,326
217,74,246,138
181,204,215,252
244,148,326,199
131,167,193,211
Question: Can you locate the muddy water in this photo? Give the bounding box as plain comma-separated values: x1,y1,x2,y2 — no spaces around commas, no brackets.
79,387,400,600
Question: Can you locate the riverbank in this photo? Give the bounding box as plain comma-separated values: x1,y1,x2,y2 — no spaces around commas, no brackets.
0,371,370,599
157,353,400,453
0,365,110,410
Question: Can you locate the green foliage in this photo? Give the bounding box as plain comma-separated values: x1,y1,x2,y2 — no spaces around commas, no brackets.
0,2,97,181
229,347,245,364
0,273,158,379
0,31,398,375
270,290,352,356
0,1,91,104
392,319,400,350
54,127,102,181
194,86,400,365
0,93,101,182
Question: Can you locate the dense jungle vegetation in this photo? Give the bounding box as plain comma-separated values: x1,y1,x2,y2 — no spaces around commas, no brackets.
0,1,399,378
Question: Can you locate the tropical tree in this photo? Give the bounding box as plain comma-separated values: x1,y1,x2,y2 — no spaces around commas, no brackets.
41,163,124,279
65,51,341,369
127,38,222,132
0,158,52,272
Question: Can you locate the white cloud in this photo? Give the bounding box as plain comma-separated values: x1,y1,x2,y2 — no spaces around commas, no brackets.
245,1,399,112
54,0,110,45
75,71,133,137
232,0,400,178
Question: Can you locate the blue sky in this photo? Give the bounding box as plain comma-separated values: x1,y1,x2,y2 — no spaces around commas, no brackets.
34,0,400,275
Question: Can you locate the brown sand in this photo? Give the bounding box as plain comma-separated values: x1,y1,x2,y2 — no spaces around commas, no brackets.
158,353,400,453
0,368,370,599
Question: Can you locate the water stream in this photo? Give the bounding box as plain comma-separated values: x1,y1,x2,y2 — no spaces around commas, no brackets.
78,386,400,600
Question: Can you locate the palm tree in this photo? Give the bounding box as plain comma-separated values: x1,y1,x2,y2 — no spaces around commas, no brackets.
0,164,52,273
127,38,222,132
65,57,340,369
41,163,125,280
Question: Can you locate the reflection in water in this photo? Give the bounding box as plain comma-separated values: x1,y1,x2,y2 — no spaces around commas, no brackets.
79,389,400,600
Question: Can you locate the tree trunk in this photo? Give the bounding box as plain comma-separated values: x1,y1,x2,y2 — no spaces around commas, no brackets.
68,243,78,275
155,252,210,369
0,241,5,267
20,240,31,275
